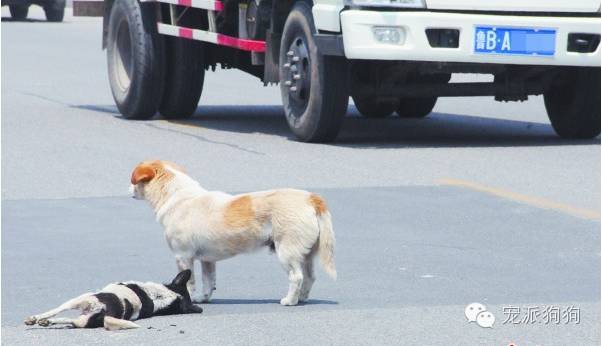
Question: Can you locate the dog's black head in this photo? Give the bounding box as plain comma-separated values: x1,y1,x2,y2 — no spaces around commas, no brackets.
165,270,203,314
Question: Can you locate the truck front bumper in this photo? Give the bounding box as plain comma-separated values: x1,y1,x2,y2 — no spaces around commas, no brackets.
340,10,601,66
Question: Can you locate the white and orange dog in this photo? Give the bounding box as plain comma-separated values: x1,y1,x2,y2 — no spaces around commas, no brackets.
129,160,336,306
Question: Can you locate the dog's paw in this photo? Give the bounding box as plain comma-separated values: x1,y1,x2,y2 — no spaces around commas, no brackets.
24,316,37,326
37,318,50,327
298,291,310,302
280,297,299,306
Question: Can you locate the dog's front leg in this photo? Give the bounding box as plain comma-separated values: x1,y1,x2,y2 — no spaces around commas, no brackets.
36,315,89,328
24,293,93,326
176,257,196,296
199,261,216,303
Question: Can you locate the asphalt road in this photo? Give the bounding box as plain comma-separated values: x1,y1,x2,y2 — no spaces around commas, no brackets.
2,6,601,346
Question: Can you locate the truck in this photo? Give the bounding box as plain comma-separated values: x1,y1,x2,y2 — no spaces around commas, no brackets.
73,0,601,142
2,0,66,21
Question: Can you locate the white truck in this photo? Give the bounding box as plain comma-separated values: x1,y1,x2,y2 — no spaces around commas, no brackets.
74,0,601,142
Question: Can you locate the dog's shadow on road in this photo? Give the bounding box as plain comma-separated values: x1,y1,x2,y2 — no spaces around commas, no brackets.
73,104,600,149
208,298,338,305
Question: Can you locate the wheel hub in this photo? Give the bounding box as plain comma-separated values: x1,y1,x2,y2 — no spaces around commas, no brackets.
282,37,311,109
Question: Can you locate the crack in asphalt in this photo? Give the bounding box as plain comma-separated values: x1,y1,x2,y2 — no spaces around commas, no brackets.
17,91,71,106
144,123,265,156
16,90,265,156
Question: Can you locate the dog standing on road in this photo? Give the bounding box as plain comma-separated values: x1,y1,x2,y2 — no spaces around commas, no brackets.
129,160,337,306
24,270,202,330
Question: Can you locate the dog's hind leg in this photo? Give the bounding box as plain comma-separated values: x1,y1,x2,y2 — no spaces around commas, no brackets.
24,293,94,326
276,247,304,306
103,316,140,330
299,255,315,302
281,263,303,306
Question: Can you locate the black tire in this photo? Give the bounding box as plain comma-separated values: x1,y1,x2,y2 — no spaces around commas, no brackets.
352,96,396,118
396,97,438,118
279,1,348,142
544,67,601,139
44,0,65,22
159,32,204,118
9,5,28,20
107,0,164,119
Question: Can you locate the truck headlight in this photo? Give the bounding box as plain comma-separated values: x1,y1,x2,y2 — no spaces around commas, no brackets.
373,27,405,44
346,0,425,8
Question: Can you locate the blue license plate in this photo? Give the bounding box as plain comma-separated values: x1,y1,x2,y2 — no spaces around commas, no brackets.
474,26,556,56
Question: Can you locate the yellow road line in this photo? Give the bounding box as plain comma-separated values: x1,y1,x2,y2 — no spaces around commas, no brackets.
437,178,601,221
160,120,203,130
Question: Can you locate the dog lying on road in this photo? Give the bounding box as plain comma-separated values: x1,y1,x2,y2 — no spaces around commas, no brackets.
129,160,337,306
24,270,202,330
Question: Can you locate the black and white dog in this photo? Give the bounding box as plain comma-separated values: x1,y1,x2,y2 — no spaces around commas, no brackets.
24,270,203,330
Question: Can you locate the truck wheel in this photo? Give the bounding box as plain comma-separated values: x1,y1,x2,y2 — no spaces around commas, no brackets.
279,1,348,142
9,5,29,20
544,67,601,139
107,0,164,119
159,35,204,119
352,96,396,118
44,0,65,22
396,97,438,118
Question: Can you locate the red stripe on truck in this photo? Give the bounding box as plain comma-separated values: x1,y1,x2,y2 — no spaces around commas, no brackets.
179,27,194,39
159,24,265,52
217,34,266,52
173,0,223,11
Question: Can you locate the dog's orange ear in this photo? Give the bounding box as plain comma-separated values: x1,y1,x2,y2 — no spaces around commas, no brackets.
131,165,156,185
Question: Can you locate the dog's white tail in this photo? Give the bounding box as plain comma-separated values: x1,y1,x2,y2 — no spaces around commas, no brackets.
317,210,337,280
